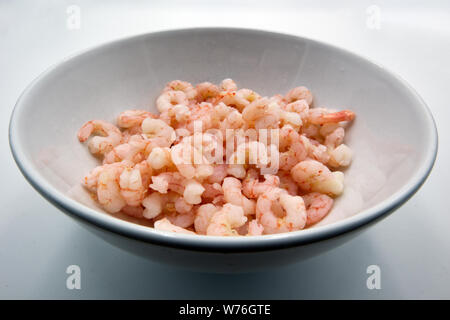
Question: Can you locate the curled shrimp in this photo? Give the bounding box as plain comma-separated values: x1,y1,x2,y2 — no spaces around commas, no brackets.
222,177,256,216
284,86,313,105
119,166,147,207
78,120,122,155
279,125,308,171
219,88,259,111
141,118,176,147
256,188,307,234
97,163,128,213
163,80,197,100
290,159,344,196
242,169,280,199
206,203,247,236
117,110,155,128
303,192,333,227
194,203,220,235
242,97,280,129
196,82,220,102
103,134,148,164
156,90,189,113
170,139,213,180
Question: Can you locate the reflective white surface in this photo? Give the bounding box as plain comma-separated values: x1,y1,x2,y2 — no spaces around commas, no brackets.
1,0,449,298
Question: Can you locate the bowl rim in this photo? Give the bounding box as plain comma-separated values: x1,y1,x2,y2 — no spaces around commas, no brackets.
9,27,438,252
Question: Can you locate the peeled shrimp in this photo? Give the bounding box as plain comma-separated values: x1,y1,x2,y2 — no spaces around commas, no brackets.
222,177,256,216
117,110,154,128
156,90,189,113
78,120,122,155
284,86,313,105
206,203,247,236
154,218,196,235
308,108,355,125
303,192,333,227
290,159,344,196
256,188,307,234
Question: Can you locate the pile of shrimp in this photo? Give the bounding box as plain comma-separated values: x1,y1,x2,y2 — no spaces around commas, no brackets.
77,79,355,236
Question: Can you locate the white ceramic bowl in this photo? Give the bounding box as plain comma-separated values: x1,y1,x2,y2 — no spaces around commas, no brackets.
9,28,437,273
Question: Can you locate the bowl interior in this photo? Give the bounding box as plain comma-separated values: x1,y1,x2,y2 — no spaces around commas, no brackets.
10,29,436,244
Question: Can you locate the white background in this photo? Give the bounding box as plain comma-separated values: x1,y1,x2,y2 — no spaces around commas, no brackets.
1,0,449,299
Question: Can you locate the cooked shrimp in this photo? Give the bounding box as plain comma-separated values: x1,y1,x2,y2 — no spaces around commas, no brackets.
303,192,333,227
284,86,313,105
183,179,205,205
149,172,185,194
328,144,353,168
247,220,264,236
308,108,355,125
206,203,247,236
97,164,127,213
196,82,220,102
147,147,173,170
279,125,308,171
141,118,176,147
256,188,307,234
103,135,148,164
242,169,280,199
170,140,213,180
220,78,237,92
156,90,189,113
195,203,220,235
163,80,197,100
119,167,146,206
222,177,256,216
154,218,196,235
117,110,155,128
282,99,309,119
79,80,356,236
290,159,344,196
78,120,122,155
242,97,280,129
142,192,166,219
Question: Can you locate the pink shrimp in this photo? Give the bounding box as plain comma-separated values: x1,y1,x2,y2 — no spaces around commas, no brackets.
96,164,128,213
222,177,256,216
302,192,334,227
242,169,280,199
279,125,308,171
206,203,247,236
290,159,344,196
78,120,122,155
154,218,196,235
284,86,313,105
149,172,185,194
117,110,155,128
163,80,197,100
194,203,220,235
196,82,220,102
308,108,355,125
256,188,307,234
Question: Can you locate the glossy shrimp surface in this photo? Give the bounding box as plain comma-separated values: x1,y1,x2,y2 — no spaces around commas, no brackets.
78,79,355,236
